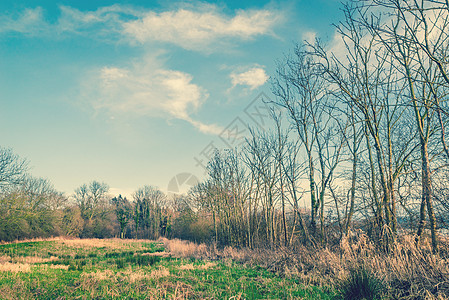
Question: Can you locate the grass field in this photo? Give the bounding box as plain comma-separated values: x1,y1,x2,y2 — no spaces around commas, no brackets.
0,238,337,299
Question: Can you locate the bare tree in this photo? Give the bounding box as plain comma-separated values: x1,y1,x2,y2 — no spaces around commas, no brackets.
21,176,66,210
272,47,344,241
206,149,250,247
0,147,27,192
307,4,424,251
74,180,109,222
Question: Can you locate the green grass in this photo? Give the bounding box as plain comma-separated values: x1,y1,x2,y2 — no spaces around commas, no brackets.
0,239,337,299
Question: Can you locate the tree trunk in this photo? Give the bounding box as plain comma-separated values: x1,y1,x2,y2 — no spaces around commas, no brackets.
422,142,438,253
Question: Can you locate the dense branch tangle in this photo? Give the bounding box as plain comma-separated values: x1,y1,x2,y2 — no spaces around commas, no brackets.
191,1,449,252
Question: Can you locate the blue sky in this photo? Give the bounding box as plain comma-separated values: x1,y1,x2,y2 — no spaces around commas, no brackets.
0,0,343,198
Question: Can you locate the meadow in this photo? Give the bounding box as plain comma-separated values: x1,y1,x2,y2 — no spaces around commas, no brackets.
0,238,336,299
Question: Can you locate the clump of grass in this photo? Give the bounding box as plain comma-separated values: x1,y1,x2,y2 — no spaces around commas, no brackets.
132,254,160,266
68,263,77,271
120,250,134,257
115,258,125,269
338,267,384,300
68,261,84,271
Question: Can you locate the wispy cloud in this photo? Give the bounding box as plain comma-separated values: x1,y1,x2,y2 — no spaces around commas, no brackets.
230,67,269,90
84,55,222,135
123,5,283,50
0,5,139,39
0,7,49,35
0,4,283,51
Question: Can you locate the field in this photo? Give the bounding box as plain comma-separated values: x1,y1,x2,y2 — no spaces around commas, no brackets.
0,238,336,299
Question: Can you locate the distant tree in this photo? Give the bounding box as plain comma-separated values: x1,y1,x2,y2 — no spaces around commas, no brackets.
73,181,115,238
19,176,63,237
0,192,29,241
74,181,109,222
61,206,84,237
21,176,65,210
0,175,66,241
170,194,200,241
133,185,166,239
111,195,131,238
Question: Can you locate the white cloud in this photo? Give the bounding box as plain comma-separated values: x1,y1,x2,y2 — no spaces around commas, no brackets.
122,6,282,50
230,67,269,90
85,55,222,135
187,118,223,135
302,31,317,44
325,29,348,63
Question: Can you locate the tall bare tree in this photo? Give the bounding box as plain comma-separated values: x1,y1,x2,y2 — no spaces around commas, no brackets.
272,47,344,241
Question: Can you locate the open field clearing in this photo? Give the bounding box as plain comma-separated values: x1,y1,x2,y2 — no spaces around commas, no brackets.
0,238,336,299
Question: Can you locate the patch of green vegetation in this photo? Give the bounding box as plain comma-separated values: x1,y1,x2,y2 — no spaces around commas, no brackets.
0,241,56,258
0,239,338,299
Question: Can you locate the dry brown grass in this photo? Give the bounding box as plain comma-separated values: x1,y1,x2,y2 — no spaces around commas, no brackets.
0,262,31,273
12,255,58,264
0,255,11,264
141,251,171,257
58,238,126,249
177,263,195,271
48,264,69,270
77,266,174,299
197,261,216,270
53,237,159,251
150,266,170,278
159,238,210,259
177,261,216,271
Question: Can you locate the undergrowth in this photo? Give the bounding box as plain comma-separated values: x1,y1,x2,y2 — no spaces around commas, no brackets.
160,233,449,299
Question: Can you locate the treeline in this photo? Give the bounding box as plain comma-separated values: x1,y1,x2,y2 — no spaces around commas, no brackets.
0,147,208,242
